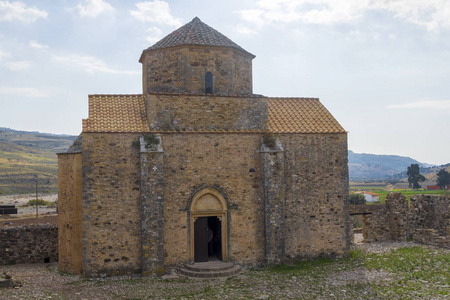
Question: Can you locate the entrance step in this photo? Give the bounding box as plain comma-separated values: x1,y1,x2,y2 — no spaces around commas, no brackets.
179,261,242,278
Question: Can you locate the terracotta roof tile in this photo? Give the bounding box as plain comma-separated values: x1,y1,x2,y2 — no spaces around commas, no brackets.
268,98,346,134
140,17,254,60
82,95,148,133
82,95,345,134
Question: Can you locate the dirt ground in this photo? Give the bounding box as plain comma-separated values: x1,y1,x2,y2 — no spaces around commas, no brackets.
0,215,57,228
1,241,446,300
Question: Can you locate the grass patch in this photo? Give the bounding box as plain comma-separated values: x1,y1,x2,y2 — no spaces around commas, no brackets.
365,246,450,297
26,199,51,206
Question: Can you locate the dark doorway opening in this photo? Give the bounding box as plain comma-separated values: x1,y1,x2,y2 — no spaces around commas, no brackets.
194,216,222,262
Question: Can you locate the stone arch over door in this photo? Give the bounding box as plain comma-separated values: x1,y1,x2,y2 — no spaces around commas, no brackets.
189,187,228,262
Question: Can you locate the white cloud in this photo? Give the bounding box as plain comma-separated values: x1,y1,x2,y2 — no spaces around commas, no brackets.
130,1,182,27
387,100,450,110
145,26,163,44
0,86,49,98
0,49,11,61
238,0,450,32
0,1,47,23
5,60,29,70
54,54,138,75
29,40,48,50
236,25,258,35
76,0,113,18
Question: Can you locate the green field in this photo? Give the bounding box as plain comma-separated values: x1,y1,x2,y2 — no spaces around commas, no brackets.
350,185,449,203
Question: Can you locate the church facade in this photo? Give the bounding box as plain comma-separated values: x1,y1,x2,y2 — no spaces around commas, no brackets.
57,17,350,277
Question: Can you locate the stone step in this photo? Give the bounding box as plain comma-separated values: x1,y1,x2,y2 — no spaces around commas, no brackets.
184,261,235,272
179,263,242,278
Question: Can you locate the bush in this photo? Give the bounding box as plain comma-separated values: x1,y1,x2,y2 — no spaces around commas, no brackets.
144,134,159,149
349,193,366,205
262,132,277,149
27,199,51,206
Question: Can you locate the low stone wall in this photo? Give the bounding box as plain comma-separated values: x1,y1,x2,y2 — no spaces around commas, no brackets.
0,225,58,265
350,193,449,249
410,195,450,248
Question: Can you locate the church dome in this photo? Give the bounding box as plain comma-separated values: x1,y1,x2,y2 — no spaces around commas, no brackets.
139,17,254,62
139,17,254,95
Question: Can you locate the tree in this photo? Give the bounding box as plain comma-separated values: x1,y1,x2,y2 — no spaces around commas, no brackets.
407,164,426,189
349,193,366,205
436,169,450,189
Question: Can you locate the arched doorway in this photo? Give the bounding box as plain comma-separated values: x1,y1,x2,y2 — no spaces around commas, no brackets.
189,188,228,262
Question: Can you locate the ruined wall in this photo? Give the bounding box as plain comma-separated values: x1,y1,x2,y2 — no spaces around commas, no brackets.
160,133,265,266
0,225,58,265
352,193,450,248
81,133,142,277
410,194,450,248
141,46,253,95
280,134,350,259
57,152,83,274
146,94,266,131
352,193,408,242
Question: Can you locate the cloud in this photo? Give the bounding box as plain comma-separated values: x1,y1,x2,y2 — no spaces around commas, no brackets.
387,100,450,110
130,1,182,27
237,0,450,32
29,40,48,50
75,0,113,17
54,54,138,75
145,26,163,44
0,86,49,98
0,1,47,23
0,49,10,61
5,60,29,70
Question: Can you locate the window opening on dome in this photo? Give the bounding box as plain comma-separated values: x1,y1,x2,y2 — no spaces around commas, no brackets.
205,72,213,94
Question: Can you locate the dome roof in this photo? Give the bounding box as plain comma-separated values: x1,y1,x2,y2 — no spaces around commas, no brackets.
139,17,254,62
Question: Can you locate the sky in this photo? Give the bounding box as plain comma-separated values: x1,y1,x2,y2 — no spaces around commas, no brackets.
0,0,449,165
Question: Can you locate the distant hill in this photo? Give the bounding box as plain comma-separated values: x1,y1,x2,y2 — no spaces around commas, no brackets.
0,127,77,194
348,150,436,180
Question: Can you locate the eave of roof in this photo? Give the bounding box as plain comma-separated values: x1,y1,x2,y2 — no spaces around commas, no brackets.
268,97,346,134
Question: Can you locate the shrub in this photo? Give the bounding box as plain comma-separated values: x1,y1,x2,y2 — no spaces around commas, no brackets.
263,132,277,149
349,193,366,205
143,134,160,149
27,199,51,206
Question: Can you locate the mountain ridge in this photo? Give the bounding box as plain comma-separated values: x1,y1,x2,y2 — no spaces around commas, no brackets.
348,150,439,180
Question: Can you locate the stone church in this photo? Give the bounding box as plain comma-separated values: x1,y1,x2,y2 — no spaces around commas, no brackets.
58,17,350,277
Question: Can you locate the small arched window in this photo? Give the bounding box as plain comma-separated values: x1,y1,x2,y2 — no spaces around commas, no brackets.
205,72,213,94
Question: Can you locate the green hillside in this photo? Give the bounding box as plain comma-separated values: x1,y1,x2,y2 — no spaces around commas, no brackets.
0,128,77,194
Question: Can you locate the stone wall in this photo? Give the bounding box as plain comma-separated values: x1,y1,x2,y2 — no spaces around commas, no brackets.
77,131,351,276
261,138,286,264
81,133,142,277
141,46,253,95
146,94,266,131
280,134,350,259
160,133,265,266
410,194,450,248
0,225,58,265
351,193,450,248
57,152,83,274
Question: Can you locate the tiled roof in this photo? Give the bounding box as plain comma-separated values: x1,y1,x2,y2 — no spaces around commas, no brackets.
82,95,345,134
82,95,149,133
140,17,254,60
268,98,346,134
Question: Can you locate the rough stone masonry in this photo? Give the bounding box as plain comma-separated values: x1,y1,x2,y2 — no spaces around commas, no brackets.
58,17,350,277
